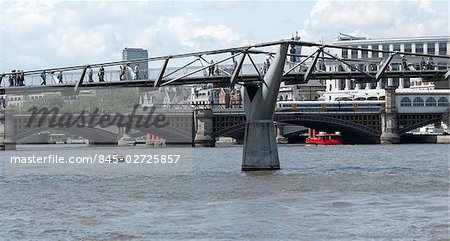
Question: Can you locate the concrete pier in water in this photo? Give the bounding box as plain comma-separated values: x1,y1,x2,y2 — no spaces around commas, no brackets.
241,43,288,171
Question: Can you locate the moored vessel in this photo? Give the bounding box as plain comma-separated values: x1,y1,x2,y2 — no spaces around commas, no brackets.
305,129,342,145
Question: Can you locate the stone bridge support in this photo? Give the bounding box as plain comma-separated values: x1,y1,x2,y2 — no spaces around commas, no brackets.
276,124,288,144
117,126,136,146
1,112,16,150
194,109,215,147
380,86,400,144
241,43,288,171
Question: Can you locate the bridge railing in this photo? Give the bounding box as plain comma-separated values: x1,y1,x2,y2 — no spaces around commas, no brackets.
1,60,315,89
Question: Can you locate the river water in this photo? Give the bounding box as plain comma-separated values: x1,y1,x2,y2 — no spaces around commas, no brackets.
1,144,449,240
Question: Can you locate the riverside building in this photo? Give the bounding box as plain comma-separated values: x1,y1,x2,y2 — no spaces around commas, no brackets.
320,35,450,101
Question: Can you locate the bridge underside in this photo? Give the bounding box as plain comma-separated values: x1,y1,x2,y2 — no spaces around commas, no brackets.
213,112,447,144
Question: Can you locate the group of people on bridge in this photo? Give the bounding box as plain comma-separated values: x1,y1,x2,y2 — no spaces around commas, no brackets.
0,70,26,87
119,64,141,81
87,65,105,83
40,70,64,85
420,57,435,70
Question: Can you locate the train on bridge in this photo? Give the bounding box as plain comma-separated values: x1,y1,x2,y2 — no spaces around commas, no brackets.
276,100,385,112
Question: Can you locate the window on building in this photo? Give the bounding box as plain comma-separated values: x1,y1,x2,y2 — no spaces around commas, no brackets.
427,42,435,55
412,97,424,107
439,42,447,56
415,43,423,53
342,49,348,59
437,62,447,70
400,97,411,106
371,45,379,58
381,79,388,89
438,97,449,107
425,97,436,106
340,79,346,90
393,44,401,52
404,43,412,53
402,78,410,88
361,45,368,59
392,63,400,71
382,44,389,57
351,47,358,59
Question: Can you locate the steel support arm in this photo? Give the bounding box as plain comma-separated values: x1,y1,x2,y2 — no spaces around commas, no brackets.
74,65,89,94
375,53,396,81
154,58,170,87
230,52,246,85
304,48,322,82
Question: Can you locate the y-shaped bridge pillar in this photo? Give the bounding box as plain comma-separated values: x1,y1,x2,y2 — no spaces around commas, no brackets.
241,43,288,171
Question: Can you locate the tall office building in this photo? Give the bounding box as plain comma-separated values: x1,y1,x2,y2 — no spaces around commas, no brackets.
122,47,149,79
321,35,450,101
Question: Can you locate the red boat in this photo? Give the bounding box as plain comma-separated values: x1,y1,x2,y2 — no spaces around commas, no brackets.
305,129,343,145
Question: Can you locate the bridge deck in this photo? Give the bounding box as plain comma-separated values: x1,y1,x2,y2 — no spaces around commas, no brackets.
1,70,447,95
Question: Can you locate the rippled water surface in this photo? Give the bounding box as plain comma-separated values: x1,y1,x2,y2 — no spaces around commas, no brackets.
1,144,449,240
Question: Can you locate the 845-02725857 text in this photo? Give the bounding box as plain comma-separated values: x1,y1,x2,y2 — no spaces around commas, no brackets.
99,154,181,164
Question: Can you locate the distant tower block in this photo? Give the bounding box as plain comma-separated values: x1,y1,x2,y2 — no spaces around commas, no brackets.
122,47,149,79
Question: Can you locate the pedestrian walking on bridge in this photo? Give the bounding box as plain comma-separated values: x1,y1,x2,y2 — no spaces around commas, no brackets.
40,71,46,85
57,70,63,84
98,65,105,82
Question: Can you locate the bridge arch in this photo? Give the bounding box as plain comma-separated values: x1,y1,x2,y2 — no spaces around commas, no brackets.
275,114,380,137
129,125,192,143
214,114,381,140
399,115,445,134
14,126,117,143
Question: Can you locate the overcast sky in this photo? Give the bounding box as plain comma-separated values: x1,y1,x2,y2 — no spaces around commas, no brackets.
1,0,448,72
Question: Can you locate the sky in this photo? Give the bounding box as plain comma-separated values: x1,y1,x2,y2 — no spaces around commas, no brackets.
0,0,448,72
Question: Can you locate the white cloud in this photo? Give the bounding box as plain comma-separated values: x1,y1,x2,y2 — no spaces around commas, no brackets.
0,1,248,71
298,0,448,43
132,14,248,55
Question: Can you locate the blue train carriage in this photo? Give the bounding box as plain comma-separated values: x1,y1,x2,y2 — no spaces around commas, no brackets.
276,100,385,112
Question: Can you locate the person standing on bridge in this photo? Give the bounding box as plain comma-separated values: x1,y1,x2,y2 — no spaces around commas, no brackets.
209,60,214,76
214,61,219,76
119,65,125,80
8,72,13,87
18,70,25,86
88,67,93,82
98,65,105,82
420,57,426,70
427,57,434,70
401,55,408,70
40,70,46,85
57,70,63,84
263,58,271,74
12,70,18,86
134,65,139,80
